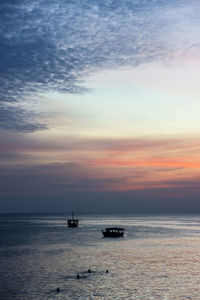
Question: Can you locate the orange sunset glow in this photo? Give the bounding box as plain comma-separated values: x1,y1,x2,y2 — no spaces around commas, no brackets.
1,0,200,213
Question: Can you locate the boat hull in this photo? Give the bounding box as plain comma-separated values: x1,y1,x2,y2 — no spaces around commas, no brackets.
67,219,79,227
102,230,124,237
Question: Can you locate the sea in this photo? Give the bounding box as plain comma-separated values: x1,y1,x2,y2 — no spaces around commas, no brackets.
1,213,200,300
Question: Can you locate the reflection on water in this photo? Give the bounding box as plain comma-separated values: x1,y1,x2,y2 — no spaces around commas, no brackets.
1,214,200,299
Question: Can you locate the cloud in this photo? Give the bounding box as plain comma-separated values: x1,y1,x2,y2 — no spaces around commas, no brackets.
1,159,200,213
0,161,132,197
1,134,200,177
1,133,200,174
0,134,198,153
1,0,200,131
0,104,46,132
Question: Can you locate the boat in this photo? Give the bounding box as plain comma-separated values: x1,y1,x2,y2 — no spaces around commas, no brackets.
102,227,124,237
67,211,79,227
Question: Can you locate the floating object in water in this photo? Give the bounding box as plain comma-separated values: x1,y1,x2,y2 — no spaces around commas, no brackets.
67,211,79,227
76,274,88,279
102,227,124,237
56,287,60,292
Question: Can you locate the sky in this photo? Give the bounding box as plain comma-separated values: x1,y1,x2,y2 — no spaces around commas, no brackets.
1,0,200,213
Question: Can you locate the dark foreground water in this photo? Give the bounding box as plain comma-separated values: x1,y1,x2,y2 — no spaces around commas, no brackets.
1,214,200,299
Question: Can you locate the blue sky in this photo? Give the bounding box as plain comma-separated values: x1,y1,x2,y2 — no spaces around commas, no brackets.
1,0,200,213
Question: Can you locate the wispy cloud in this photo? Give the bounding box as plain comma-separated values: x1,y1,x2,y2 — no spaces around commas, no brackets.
0,104,46,132
1,134,199,153
0,133,199,163
1,159,200,202
1,0,200,131
1,135,200,195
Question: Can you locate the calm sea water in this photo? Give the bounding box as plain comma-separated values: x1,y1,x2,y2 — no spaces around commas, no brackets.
1,213,200,299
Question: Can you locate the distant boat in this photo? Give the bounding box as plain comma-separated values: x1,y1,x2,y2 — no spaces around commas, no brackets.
102,227,124,237
67,211,79,227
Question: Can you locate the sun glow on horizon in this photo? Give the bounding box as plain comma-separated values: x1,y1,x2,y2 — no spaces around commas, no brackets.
2,0,200,211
